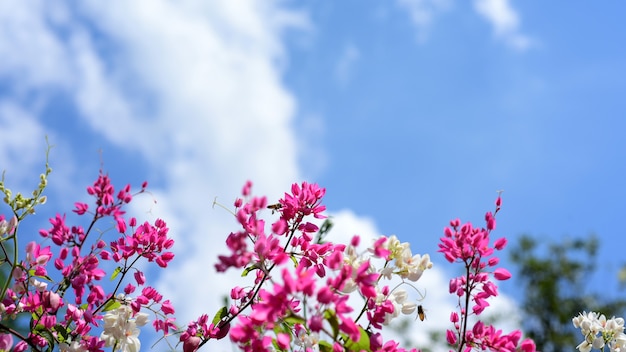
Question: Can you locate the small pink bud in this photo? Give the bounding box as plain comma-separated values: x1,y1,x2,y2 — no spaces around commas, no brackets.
276,332,290,349
472,298,489,315
449,278,458,293
134,271,146,285
446,329,457,345
482,281,498,297
308,315,324,332
231,286,245,300
242,181,253,196
14,341,28,352
43,291,62,312
520,338,536,352
370,332,383,351
124,283,136,294
183,336,201,352
494,268,512,280
161,300,175,315
0,334,13,351
271,219,288,235
450,311,459,323
494,237,507,250
209,322,230,340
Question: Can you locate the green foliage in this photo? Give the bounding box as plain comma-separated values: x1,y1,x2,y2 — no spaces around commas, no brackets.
101,300,122,312
0,139,52,221
342,326,370,352
510,235,626,352
211,306,229,326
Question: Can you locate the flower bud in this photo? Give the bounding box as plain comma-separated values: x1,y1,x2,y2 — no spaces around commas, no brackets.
183,336,201,352
446,329,457,345
493,268,512,280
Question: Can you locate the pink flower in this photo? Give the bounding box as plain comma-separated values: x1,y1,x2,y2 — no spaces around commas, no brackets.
182,336,201,352
446,329,457,345
0,334,13,351
494,237,507,250
520,338,536,352
354,261,379,299
493,268,512,280
276,333,290,350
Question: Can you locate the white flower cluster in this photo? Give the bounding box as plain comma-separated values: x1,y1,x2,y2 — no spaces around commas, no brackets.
339,235,432,326
382,289,418,325
573,311,626,352
295,330,320,351
382,235,433,282
101,305,149,352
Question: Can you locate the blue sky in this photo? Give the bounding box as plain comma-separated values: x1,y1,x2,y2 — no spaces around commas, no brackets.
1,0,625,350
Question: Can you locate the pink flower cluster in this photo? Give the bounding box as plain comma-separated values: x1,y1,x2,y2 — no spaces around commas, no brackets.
182,181,433,352
0,172,176,351
0,163,538,352
439,196,536,352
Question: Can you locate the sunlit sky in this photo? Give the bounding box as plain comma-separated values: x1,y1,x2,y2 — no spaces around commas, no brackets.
1,1,625,350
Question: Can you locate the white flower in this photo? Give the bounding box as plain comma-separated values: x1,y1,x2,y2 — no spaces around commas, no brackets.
610,333,626,352
100,305,147,352
574,311,626,352
401,301,417,315
0,216,16,237
295,331,320,351
59,339,87,352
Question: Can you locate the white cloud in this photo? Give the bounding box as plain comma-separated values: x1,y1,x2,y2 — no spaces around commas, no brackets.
0,1,526,350
396,0,452,43
66,0,311,327
473,0,533,51
0,0,309,346
0,1,73,91
397,0,532,50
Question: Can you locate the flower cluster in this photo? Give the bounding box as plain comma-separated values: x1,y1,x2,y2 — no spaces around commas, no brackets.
439,196,536,352
573,311,626,352
100,304,149,352
0,166,177,352
182,181,434,352
0,153,540,352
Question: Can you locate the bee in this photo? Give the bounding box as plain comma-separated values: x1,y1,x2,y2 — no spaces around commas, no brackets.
417,305,426,321
267,203,283,214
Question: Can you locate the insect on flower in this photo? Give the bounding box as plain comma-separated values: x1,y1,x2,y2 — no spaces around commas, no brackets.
418,305,426,321
267,203,283,214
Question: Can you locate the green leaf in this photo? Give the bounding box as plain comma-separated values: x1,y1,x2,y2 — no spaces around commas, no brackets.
314,218,334,244
323,309,340,339
102,299,122,312
319,340,334,352
343,326,370,352
212,306,229,325
33,325,55,351
282,313,305,326
54,324,69,340
241,265,258,277
110,267,121,281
